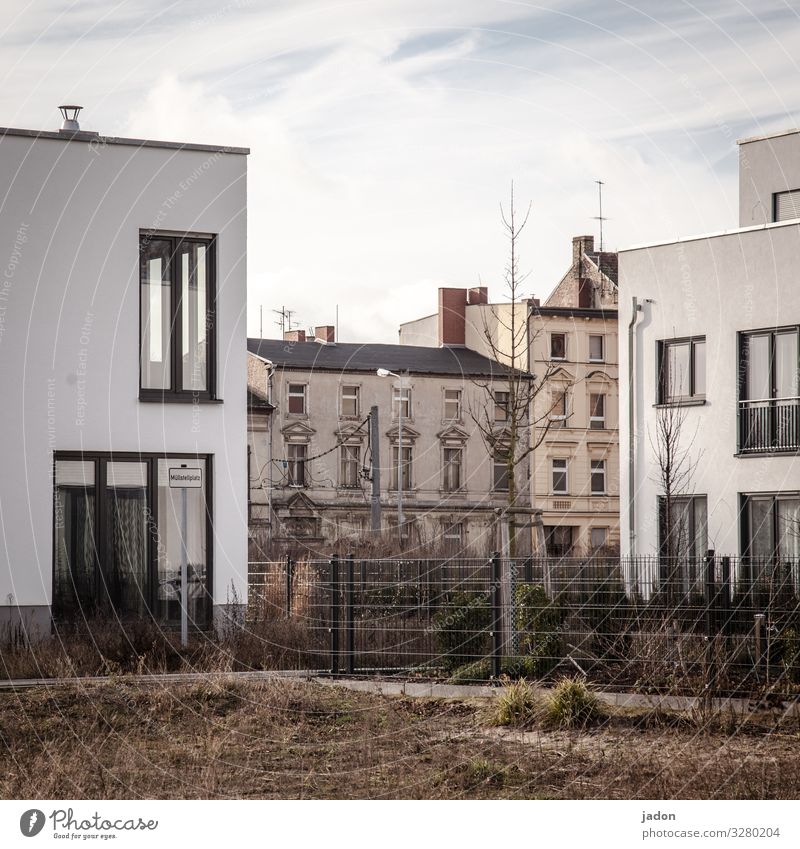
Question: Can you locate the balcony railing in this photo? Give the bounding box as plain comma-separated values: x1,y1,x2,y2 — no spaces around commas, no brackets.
738,397,800,453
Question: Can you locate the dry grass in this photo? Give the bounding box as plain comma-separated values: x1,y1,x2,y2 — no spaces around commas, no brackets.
1,678,799,800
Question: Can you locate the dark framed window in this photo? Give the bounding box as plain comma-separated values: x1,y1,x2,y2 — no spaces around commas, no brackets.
658,337,706,403
590,459,606,495
140,232,216,400
442,447,462,491
551,458,568,494
550,332,567,360
774,189,800,222
738,327,799,453
545,525,573,557
53,452,212,625
658,495,708,563
287,443,307,486
740,493,800,562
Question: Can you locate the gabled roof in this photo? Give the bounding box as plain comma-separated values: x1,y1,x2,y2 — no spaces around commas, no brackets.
247,338,523,378
584,251,618,284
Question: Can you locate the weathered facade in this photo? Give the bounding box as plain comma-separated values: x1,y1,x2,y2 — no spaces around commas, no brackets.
247,330,527,554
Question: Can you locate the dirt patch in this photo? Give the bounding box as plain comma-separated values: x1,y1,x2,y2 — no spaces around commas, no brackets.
0,679,798,799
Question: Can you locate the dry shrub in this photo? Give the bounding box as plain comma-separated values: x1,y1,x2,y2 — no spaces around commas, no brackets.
544,676,605,729
492,679,540,728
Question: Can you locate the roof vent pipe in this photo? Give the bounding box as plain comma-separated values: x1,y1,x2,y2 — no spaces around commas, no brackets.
58,105,82,132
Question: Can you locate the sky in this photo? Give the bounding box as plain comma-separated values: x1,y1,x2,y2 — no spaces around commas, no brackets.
2,0,800,342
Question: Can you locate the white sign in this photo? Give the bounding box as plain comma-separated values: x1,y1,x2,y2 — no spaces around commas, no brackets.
169,467,203,488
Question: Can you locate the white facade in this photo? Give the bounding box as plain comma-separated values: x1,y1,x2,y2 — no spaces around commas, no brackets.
0,122,248,629
620,130,800,563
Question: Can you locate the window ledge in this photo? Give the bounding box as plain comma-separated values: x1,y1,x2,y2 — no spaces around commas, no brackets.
734,449,800,458
139,394,222,404
653,399,706,408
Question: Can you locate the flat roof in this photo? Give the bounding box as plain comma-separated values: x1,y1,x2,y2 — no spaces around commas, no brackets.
737,127,800,146
0,126,249,155
531,307,618,320
619,216,800,253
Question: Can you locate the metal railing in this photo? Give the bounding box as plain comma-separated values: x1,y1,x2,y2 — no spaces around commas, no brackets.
739,396,800,453
247,553,800,695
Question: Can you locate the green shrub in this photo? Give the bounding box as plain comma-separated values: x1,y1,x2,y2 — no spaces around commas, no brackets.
432,591,491,671
515,584,564,676
779,627,800,684
449,658,491,683
544,676,605,728
492,679,539,728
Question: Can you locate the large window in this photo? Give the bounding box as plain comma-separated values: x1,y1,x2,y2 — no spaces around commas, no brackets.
658,337,705,403
739,328,799,453
53,453,210,624
550,389,568,428
550,333,566,360
442,447,462,492
742,494,800,563
658,494,708,567
494,390,510,422
140,233,215,399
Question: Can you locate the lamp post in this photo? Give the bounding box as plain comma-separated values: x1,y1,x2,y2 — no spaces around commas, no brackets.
377,368,406,541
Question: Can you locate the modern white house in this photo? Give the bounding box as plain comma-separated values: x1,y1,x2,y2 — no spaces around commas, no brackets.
0,108,249,632
620,127,800,580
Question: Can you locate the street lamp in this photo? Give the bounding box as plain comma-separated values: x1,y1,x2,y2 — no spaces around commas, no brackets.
377,368,406,540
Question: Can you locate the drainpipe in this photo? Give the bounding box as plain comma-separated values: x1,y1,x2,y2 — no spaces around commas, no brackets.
627,296,642,556
265,360,274,542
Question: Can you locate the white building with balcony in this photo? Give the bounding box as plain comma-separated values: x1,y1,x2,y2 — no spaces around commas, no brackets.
620,127,800,574
0,108,249,632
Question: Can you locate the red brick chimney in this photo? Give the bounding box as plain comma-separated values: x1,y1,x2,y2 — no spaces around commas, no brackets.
438,288,467,346
284,329,306,343
467,286,488,305
314,325,335,343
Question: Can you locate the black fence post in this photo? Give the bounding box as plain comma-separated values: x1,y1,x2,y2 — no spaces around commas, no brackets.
704,549,717,638
720,556,732,635
330,555,340,676
285,555,294,619
490,552,502,680
346,553,355,675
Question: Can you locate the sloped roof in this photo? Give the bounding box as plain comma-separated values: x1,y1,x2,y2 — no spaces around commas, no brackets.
585,251,618,284
247,338,522,378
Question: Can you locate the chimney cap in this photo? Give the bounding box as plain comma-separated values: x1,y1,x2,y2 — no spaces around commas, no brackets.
58,104,82,132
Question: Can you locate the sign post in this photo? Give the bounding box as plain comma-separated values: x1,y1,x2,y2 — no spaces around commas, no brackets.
169,465,203,648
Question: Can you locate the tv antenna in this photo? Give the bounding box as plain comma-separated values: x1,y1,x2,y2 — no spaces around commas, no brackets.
593,180,607,252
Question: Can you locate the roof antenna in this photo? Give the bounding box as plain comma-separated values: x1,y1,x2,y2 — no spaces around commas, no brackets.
593,179,607,252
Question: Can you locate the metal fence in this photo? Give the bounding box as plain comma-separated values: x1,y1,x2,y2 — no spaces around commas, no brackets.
247,553,800,695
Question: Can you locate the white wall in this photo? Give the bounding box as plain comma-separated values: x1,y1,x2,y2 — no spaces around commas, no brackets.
619,222,800,557
739,132,800,226
0,131,248,617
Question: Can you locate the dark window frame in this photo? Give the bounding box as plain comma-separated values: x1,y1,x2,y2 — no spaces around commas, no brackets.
739,491,800,563
139,231,218,403
52,450,213,626
590,459,606,495
657,336,706,404
773,189,800,223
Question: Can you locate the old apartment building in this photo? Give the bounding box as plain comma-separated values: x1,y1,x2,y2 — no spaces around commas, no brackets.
530,236,620,556
400,236,620,557
247,327,526,552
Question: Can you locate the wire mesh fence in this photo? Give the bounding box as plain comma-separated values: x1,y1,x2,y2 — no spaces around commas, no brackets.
247,553,800,696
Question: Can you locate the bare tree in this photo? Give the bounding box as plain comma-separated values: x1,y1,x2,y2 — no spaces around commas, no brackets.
649,395,701,602
468,184,565,557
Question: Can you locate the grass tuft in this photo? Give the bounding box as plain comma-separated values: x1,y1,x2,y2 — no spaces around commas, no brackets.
544,676,605,729
492,679,540,728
